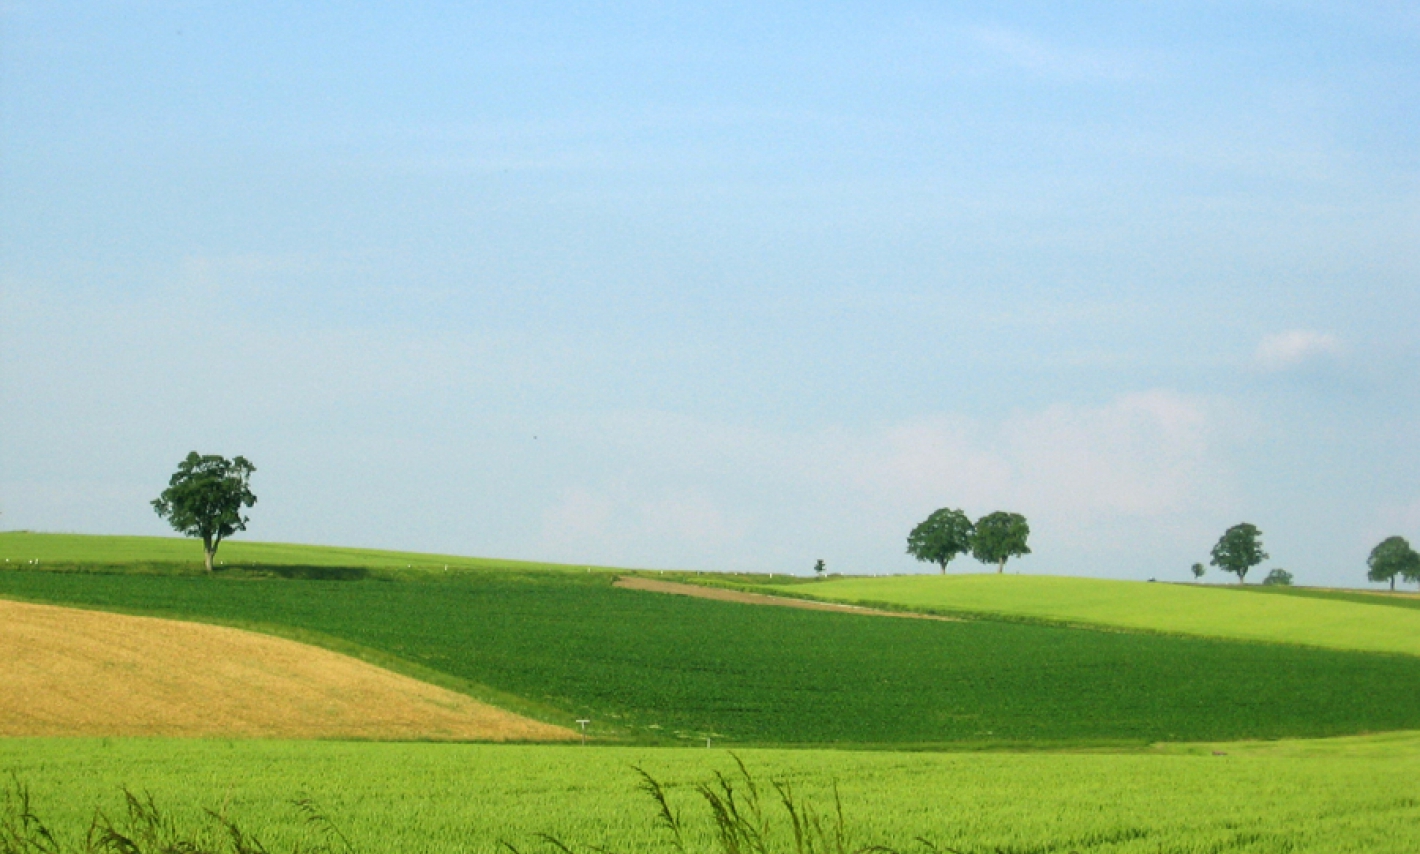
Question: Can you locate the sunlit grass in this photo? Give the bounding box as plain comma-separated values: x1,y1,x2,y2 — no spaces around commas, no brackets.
3,739,1418,854
769,573,1420,656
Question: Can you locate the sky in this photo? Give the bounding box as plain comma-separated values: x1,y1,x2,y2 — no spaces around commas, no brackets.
2,2,1417,585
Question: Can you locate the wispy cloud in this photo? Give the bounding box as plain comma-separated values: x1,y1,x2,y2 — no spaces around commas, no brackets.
1254,330,1343,372
967,25,1142,82
532,390,1234,573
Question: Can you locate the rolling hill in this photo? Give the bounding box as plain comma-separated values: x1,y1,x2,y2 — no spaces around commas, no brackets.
757,573,1420,656
4,533,1420,747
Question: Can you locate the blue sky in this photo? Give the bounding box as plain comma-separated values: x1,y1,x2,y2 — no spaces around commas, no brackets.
2,2,1417,584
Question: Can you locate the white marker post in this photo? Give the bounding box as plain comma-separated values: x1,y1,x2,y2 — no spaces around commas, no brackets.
576,719,590,745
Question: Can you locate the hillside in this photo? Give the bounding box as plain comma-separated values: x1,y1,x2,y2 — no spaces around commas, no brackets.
0,598,573,740
761,573,1420,656
5,533,1420,747
0,531,621,574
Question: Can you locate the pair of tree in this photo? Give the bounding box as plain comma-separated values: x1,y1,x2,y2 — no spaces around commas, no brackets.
1367,536,1420,591
906,508,1030,574
152,452,257,572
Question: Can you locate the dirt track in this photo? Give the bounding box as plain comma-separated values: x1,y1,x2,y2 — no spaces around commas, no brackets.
614,576,957,621
0,598,574,740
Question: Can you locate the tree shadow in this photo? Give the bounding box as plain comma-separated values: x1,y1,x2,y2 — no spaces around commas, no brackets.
229,564,371,581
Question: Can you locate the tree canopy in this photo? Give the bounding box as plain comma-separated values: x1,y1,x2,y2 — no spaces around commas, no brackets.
1367,536,1420,592
1262,568,1293,586
1210,523,1268,583
906,508,975,573
152,452,257,572
971,511,1031,573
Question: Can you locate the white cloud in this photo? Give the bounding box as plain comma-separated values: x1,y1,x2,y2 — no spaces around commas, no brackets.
1254,330,1343,372
533,390,1234,574
845,391,1229,543
967,26,1141,82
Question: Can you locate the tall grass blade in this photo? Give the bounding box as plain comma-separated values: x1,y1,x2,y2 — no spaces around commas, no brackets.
633,766,685,854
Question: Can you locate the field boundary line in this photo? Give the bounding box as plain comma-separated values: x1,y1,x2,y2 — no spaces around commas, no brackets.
614,576,959,621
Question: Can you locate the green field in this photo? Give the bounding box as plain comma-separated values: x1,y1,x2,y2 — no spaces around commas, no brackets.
0,531,621,574
4,737,1418,854
4,533,1420,852
4,556,1420,746
758,573,1420,656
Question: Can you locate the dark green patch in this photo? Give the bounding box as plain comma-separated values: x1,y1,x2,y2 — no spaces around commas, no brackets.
3,568,1419,747
1228,584,1420,611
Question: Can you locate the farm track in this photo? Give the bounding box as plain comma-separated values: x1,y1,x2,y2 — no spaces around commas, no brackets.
614,576,958,621
0,599,575,741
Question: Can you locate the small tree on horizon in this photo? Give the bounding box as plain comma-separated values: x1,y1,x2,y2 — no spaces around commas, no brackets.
1262,568,1293,586
1367,536,1420,592
1210,523,1267,583
813,559,826,576
971,511,1031,574
152,452,257,572
906,508,975,573
1191,562,1205,581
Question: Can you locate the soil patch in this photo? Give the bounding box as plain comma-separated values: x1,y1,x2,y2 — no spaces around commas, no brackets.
0,599,574,741
614,576,957,621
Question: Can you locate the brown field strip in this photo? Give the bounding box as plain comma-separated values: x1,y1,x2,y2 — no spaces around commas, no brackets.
0,599,575,741
614,576,957,621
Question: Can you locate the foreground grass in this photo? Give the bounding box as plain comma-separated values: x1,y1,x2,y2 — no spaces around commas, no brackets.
4,569,1420,746
761,573,1420,656
3,739,1418,854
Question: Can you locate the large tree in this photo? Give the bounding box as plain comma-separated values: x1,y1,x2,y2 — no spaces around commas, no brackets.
152,452,257,572
971,511,1031,573
1367,536,1420,592
1210,523,1267,583
906,508,975,573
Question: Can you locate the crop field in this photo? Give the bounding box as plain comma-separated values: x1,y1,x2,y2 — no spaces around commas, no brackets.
0,599,571,740
758,573,1420,656
3,535,1418,852
4,737,1418,854
4,565,1420,746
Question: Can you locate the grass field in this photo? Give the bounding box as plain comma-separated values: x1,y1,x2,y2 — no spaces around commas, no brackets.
758,573,1420,656
4,533,1419,852
4,737,1418,853
4,564,1420,746
0,531,619,574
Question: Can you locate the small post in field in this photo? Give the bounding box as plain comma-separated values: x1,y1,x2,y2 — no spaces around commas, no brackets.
576,719,590,745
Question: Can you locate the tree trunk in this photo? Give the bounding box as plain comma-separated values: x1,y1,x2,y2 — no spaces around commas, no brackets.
1391,577,1396,592
998,558,1005,573
204,548,214,572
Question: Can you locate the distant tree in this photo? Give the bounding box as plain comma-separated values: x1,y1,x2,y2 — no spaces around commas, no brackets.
1262,568,1293,586
813,559,826,576
1367,536,1420,592
152,452,257,572
1209,523,1268,583
971,511,1031,574
906,508,975,574
1191,562,1205,581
